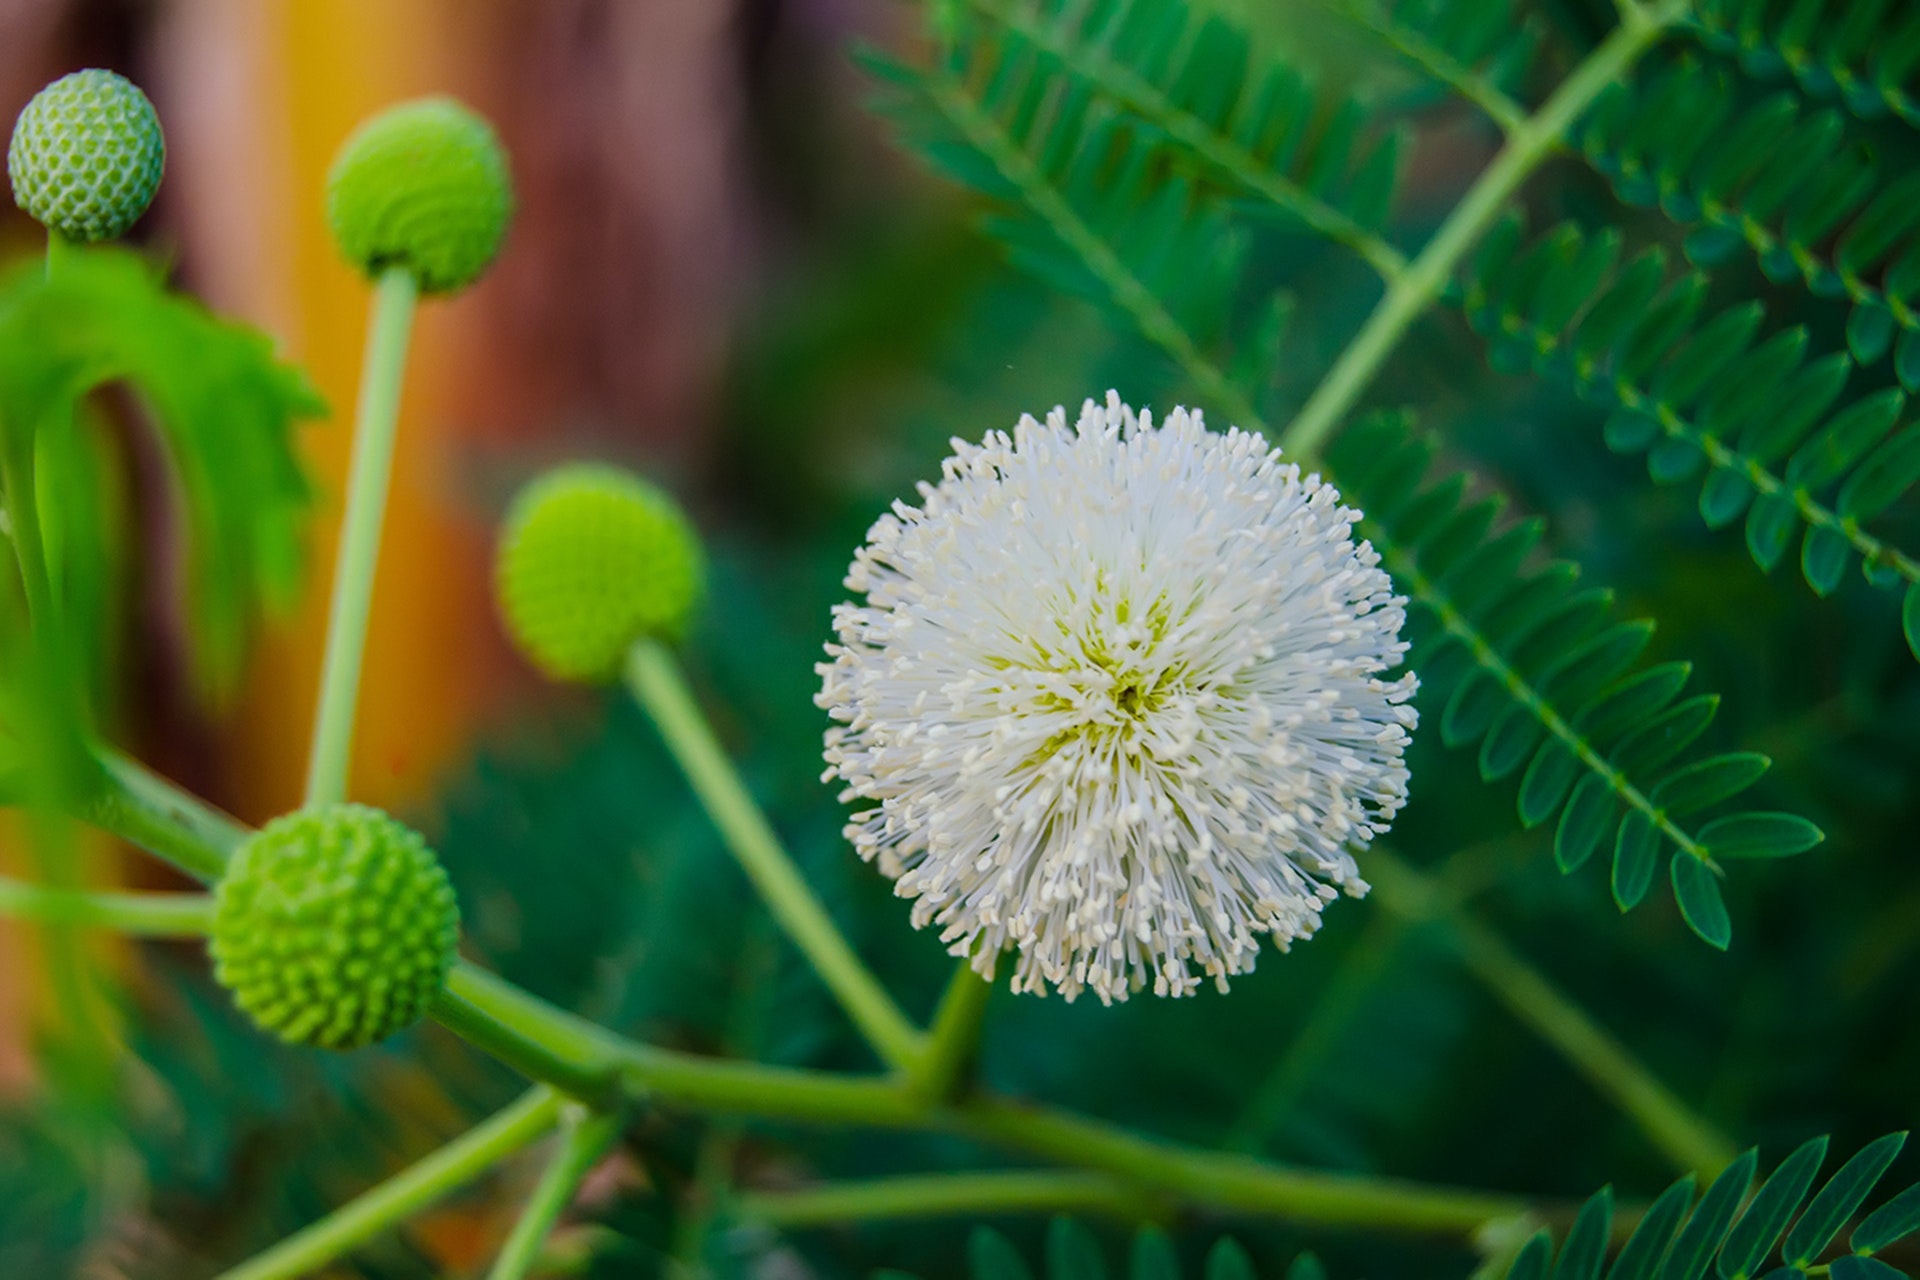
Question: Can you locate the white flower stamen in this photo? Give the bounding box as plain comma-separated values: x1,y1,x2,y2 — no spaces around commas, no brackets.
816,392,1418,1004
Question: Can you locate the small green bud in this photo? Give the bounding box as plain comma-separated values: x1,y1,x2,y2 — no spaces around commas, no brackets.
211,804,460,1052
496,464,705,683
325,96,512,294
8,69,165,243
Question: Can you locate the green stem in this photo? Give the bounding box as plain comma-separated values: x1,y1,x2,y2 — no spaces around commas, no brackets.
736,1171,1158,1227
1367,850,1737,1180
432,963,626,1108
0,876,213,935
622,638,925,1073
486,1105,624,1280
907,960,994,1103
303,266,419,808
214,1087,562,1280
82,750,243,882
84,751,1556,1241
1277,0,1687,461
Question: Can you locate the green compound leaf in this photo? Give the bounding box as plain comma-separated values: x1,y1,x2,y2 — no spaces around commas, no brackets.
1670,856,1731,950
1328,413,1799,941
974,1230,1040,1280
1049,1218,1110,1280
1698,812,1825,859
1784,1133,1909,1267
1459,218,1920,659
1829,1256,1908,1280
1682,0,1920,132
1609,1175,1697,1280
0,247,319,701
1530,1138,1915,1280
1554,1185,1614,1280
1856,1182,1920,1256
1720,1135,1831,1279
1659,1149,1757,1280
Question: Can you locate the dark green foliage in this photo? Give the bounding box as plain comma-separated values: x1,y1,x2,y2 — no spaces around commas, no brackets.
934,1222,1324,1280
871,0,1408,280
1324,0,1541,123
1328,412,1813,944
1581,59,1920,380
1682,0,1920,130
1460,218,1920,642
1514,1136,1920,1280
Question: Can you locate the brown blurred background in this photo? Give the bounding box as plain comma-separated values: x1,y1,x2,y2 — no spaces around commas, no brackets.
0,0,903,1096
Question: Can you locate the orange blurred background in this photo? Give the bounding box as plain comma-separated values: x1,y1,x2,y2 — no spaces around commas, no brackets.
0,0,881,1093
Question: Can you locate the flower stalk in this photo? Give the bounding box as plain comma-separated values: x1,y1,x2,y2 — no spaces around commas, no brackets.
303,265,418,808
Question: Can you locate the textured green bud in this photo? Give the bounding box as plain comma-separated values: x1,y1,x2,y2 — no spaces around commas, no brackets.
496,464,704,683
8,69,165,243
325,96,512,294
211,804,460,1052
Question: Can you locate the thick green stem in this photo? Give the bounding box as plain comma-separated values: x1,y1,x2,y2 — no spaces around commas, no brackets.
1277,0,1687,461
82,751,243,882
86,749,1556,1241
215,1087,562,1280
487,1105,625,1280
736,1171,1158,1227
907,960,994,1103
623,638,925,1073
0,876,212,935
303,267,418,808
1367,850,1737,1180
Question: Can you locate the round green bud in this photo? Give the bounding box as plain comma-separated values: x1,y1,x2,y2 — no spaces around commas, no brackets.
210,804,460,1052
496,464,705,683
325,96,512,294
8,69,165,243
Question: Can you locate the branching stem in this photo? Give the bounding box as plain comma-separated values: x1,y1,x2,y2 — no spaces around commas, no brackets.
908,960,995,1103
214,1087,562,1280
304,266,418,808
0,875,213,935
1278,0,1689,462
735,1171,1158,1226
487,1105,624,1280
623,637,926,1073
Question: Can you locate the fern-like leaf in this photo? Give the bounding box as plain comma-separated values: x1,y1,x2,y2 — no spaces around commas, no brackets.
1683,0,1920,131
1318,0,1539,133
950,0,1411,280
1581,58,1920,385
870,18,1820,943
1513,1133,1919,1279
941,1222,1326,1280
1327,412,1817,945
1461,217,1920,656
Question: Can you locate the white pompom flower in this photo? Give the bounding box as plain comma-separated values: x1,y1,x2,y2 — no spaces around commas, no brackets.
816,392,1418,1004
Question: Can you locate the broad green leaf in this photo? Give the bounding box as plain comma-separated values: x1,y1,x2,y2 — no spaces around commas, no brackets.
1671,856,1732,950
973,1229,1038,1280
1613,810,1661,910
1131,1228,1181,1280
1855,1182,1920,1255
1699,812,1824,859
1720,1135,1829,1279
1660,1149,1756,1280
1049,1217,1110,1280
1203,1239,1255,1280
1555,1187,1615,1280
1784,1133,1909,1267
1649,753,1770,815
1608,1176,1696,1280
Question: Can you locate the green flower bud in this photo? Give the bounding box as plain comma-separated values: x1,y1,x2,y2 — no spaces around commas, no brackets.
496,464,704,683
8,69,165,243
211,804,460,1052
325,96,512,294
